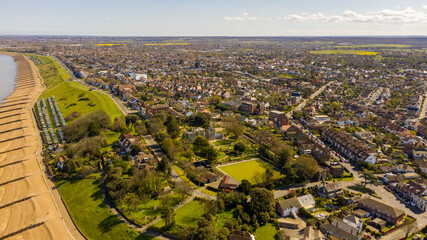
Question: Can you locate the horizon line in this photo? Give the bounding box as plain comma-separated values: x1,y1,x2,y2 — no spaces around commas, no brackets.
1,34,427,38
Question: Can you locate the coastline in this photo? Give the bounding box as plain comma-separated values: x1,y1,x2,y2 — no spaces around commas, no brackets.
0,53,74,239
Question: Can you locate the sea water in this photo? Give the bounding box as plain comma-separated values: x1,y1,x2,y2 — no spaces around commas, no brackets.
0,54,17,102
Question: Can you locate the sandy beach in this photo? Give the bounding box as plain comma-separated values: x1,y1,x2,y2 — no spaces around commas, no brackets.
0,53,73,240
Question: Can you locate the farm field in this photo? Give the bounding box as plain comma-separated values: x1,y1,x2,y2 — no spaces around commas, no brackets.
56,179,153,240
218,159,283,184
144,43,189,46
31,54,123,120
336,44,411,48
309,50,378,55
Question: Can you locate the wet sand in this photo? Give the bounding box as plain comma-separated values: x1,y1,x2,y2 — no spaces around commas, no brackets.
0,53,73,239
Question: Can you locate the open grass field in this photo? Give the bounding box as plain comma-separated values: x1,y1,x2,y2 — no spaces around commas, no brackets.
28,54,71,88
39,81,123,120
56,179,153,240
337,44,411,48
151,199,204,231
31,54,123,121
309,50,378,55
31,54,123,120
255,223,278,240
218,159,283,184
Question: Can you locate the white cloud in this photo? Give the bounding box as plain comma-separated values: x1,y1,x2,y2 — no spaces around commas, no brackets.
105,17,112,21
242,12,249,16
281,7,427,24
223,16,245,21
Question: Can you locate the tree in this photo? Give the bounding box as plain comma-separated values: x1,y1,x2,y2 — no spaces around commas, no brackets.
294,155,319,180
209,95,222,106
134,122,147,136
125,114,138,127
130,143,142,155
404,221,417,239
161,206,175,230
165,115,181,139
249,188,274,216
204,146,218,163
263,167,274,188
234,142,246,154
157,156,170,173
224,116,244,139
361,171,379,188
175,181,193,201
237,179,252,195
191,113,211,128
111,117,127,132
193,136,211,153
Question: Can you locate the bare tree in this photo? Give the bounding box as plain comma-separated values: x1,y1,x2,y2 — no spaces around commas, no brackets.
404,221,417,239
174,181,193,201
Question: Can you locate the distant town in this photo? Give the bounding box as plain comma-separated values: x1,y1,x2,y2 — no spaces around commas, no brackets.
1,36,427,240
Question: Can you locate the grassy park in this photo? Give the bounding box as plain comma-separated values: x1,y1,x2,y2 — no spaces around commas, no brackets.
56,179,153,240
31,54,123,121
218,159,283,184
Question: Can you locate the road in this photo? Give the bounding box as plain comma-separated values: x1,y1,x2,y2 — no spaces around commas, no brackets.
417,92,427,120
286,81,334,118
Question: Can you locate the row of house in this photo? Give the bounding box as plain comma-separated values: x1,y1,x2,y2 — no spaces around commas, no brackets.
322,128,377,164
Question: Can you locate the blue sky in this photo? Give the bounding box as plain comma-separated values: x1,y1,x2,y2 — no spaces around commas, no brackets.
1,0,427,36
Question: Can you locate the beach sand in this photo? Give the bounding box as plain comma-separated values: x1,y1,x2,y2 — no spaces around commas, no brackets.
0,53,73,239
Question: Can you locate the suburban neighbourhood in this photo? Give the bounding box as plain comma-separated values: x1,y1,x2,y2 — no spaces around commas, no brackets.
1,35,427,240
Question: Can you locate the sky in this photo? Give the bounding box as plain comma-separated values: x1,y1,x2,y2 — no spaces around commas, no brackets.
1,0,427,36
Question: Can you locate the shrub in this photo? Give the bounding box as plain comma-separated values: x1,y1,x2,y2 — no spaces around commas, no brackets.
65,111,81,122
63,110,111,142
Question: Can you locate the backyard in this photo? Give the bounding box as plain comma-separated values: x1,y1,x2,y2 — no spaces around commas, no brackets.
218,159,284,184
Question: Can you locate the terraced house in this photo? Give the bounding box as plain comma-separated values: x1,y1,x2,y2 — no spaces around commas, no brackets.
322,128,376,164
357,198,405,225
395,180,427,211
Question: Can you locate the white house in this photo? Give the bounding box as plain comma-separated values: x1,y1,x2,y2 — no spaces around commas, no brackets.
276,194,315,217
363,154,377,165
276,198,301,218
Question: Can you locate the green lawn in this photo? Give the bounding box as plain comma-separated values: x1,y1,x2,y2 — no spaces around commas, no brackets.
32,54,123,121
255,223,278,240
309,50,378,55
151,199,204,231
56,179,153,240
39,81,123,120
28,55,71,88
218,159,283,184
126,193,181,226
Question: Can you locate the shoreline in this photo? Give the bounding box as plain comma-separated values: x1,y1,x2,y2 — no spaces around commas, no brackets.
0,53,74,239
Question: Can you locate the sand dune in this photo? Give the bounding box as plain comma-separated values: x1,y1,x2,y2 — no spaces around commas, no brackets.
0,53,73,240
